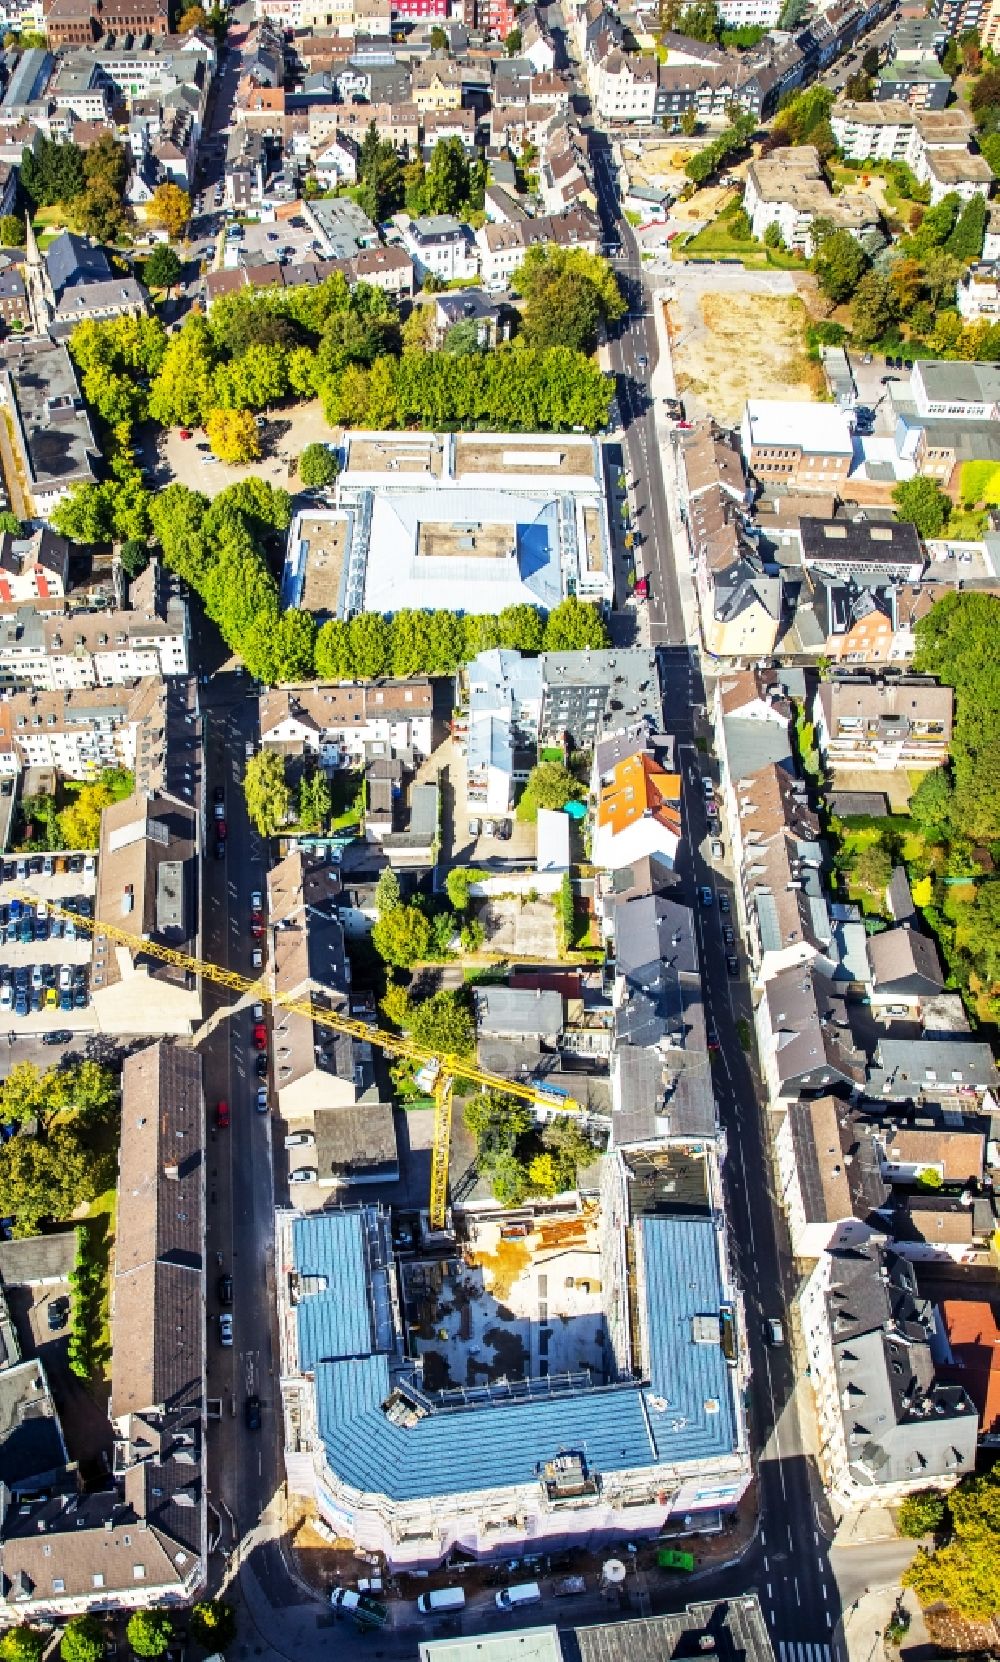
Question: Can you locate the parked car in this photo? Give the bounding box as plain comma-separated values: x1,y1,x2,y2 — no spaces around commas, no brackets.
253,1023,267,1050
46,1297,68,1331
219,1313,234,1346
216,1100,230,1130
767,1318,785,1346
42,1029,72,1045
250,891,263,911
699,887,713,907
255,1053,268,1079
252,1002,265,1022
245,1394,262,1431
213,785,225,804
726,953,739,976
723,925,736,947
719,892,730,913
218,1273,233,1305
256,1086,269,1113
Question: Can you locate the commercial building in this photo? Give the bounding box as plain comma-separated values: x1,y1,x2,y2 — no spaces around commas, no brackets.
277,1147,749,1566
741,401,854,492
299,430,613,619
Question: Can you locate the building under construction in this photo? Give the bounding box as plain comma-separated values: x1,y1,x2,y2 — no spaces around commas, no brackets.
275,1146,750,1567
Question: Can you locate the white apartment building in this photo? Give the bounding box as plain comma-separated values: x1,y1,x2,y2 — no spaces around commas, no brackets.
0,680,165,779
914,145,993,205
743,146,875,255
462,648,543,815
259,680,436,768
716,0,782,22
400,214,479,283
0,564,189,692
593,52,658,123
958,261,1000,320
830,99,914,161
800,1241,978,1513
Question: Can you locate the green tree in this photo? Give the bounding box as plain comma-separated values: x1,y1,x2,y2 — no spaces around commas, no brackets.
374,866,402,917
371,903,432,967
674,0,719,41
60,1618,105,1662
299,442,340,488
542,595,610,651
904,1468,1000,1617
424,138,470,217
297,768,332,833
408,987,476,1057
680,108,698,136
909,765,954,831
120,538,150,578
528,1151,561,1194
812,226,867,303
491,1151,530,1205
850,271,900,346
189,1602,236,1650
898,1490,948,1537
517,761,584,822
0,214,24,247
429,23,448,46
243,750,292,836
463,1090,532,1165
517,243,625,354
357,141,404,224
893,476,950,538
445,866,487,911
244,607,316,685
505,25,522,51
149,312,218,428
49,483,114,545
946,193,988,261
126,1612,174,1659
20,137,85,208
851,839,893,898
348,611,391,677
0,1629,45,1662
145,243,182,289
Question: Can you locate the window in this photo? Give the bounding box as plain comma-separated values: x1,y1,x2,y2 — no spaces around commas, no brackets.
92,1573,104,1588
133,1565,146,1580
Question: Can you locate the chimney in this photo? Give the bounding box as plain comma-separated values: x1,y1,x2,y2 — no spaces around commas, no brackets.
164,1161,180,1181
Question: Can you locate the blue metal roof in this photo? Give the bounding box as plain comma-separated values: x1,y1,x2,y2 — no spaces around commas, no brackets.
292,1210,739,1503
640,1216,736,1465
293,1214,372,1367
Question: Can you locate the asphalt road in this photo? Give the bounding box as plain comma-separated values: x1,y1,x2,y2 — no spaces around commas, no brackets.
583,116,843,1659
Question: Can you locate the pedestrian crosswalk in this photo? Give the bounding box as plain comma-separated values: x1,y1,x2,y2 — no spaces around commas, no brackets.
779,1644,834,1662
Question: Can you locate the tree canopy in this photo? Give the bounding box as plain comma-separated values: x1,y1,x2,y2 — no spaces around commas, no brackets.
60,1620,104,1662
516,244,625,354
517,761,584,822
148,182,191,240
371,904,433,968
904,1467,1000,1617
299,441,339,488
243,750,293,836
125,1612,174,1659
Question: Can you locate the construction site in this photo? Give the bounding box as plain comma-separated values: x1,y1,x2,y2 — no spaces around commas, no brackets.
400,1210,608,1392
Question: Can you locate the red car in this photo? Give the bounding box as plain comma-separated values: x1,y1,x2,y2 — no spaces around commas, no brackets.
215,818,227,838
250,912,264,938
253,1023,267,1051
179,428,192,439
216,1100,230,1129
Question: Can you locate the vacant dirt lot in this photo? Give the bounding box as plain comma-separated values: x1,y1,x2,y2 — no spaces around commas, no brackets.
670,290,822,427
479,895,558,958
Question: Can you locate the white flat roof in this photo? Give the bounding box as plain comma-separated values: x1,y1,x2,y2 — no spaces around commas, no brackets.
744,399,853,456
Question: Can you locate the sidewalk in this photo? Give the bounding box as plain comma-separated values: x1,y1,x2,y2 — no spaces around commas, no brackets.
647,284,701,648
841,1584,927,1662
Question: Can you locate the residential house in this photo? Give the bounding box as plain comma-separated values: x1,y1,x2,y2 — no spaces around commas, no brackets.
0,680,165,779
474,984,563,1079
775,1095,888,1259
867,926,945,1009
799,516,924,584
0,526,68,604
731,760,830,987
757,960,865,1108
800,1240,978,1509
400,213,478,282
411,57,463,111
90,789,201,1037
813,676,953,771
463,648,543,816
677,427,780,658
606,889,716,1146
591,732,682,873
333,243,414,299
593,51,657,123
0,333,100,513
476,203,601,289
0,561,189,691
936,1301,1000,1442
267,848,398,1187
916,145,993,204
259,680,436,769
432,287,514,347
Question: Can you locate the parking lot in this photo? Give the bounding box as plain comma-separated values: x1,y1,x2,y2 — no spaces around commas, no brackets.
0,853,98,1034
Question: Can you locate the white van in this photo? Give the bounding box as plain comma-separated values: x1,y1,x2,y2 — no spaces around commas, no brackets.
495,1583,541,1611
417,1588,465,1615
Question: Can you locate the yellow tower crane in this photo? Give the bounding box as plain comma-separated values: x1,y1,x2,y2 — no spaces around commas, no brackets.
16,893,583,1229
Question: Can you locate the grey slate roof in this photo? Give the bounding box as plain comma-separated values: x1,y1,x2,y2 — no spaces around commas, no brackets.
868,926,944,997
45,231,111,300
574,1596,776,1662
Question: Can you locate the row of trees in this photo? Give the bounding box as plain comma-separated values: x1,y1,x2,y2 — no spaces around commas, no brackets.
684,112,757,184
1,1598,237,1662
315,597,608,681
322,343,613,433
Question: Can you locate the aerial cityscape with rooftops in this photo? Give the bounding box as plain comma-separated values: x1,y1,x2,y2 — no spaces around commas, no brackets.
0,2,998,1662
